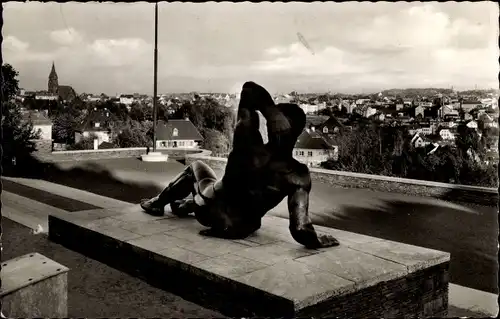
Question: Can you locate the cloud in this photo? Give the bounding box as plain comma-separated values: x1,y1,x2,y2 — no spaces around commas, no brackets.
253,43,368,76
3,35,30,52
88,38,151,67
3,35,56,63
49,28,83,46
2,2,498,94
252,4,498,91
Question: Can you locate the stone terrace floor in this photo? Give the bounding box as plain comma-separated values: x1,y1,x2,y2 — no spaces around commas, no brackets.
1,176,498,317
4,157,497,294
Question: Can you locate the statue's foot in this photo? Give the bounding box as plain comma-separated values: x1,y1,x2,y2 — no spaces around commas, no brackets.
170,199,195,217
140,197,165,216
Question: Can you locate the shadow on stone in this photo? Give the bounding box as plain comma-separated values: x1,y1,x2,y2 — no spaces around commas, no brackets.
439,187,498,207
313,199,499,294
2,154,163,204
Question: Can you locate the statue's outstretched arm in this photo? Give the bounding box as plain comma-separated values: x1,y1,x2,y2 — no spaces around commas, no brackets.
287,172,339,249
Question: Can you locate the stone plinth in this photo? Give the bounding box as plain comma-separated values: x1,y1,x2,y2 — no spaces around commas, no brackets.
141,151,169,162
48,205,450,318
1,253,69,318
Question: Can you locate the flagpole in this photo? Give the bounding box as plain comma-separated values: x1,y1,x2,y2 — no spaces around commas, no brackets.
152,1,159,152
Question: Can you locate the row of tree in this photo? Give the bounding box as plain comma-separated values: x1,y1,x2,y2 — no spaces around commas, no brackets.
2,64,40,172
321,121,498,187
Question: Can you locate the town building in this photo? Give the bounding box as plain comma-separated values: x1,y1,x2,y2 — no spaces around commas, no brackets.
155,119,203,149
438,105,459,119
437,128,456,141
75,108,116,145
48,62,77,102
119,94,135,105
22,110,53,141
293,127,338,167
478,113,498,128
461,100,483,113
318,116,344,135
466,120,478,130
410,133,431,148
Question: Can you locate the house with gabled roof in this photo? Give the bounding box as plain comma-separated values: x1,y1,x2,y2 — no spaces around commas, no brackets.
318,115,344,135
75,108,117,145
156,119,203,149
411,132,432,148
479,113,498,128
293,128,338,167
21,110,53,141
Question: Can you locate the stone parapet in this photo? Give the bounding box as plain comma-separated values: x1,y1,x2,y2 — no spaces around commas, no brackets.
184,154,498,206
36,147,208,163
48,204,450,318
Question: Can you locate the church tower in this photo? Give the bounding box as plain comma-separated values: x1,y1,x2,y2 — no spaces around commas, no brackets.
48,62,59,94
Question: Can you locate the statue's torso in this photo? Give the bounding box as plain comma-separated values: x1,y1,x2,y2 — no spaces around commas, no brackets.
208,156,306,230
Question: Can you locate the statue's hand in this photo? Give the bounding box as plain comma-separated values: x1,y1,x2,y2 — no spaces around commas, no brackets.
317,234,340,248
290,225,340,249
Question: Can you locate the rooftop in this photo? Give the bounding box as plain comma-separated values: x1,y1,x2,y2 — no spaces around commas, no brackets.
156,119,203,141
295,130,336,150
21,110,52,125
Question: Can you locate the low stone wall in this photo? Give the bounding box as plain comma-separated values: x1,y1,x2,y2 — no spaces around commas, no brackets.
36,147,207,163
185,154,498,206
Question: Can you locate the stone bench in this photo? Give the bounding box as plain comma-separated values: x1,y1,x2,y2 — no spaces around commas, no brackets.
1,253,69,317
48,205,450,317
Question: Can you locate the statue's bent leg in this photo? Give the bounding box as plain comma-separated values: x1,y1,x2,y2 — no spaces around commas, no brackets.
140,160,217,217
264,104,305,156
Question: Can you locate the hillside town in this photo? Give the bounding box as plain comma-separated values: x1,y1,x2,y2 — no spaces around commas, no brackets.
16,63,499,168
7,61,498,188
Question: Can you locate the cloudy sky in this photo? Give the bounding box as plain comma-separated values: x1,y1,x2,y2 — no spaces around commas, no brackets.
3,2,498,95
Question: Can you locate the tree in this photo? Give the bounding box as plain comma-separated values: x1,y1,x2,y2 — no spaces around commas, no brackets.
69,133,99,150
129,102,152,122
455,123,480,155
172,97,235,143
322,123,391,175
99,100,129,121
52,111,79,144
1,64,19,100
481,126,499,150
1,64,40,173
114,120,153,148
2,101,40,169
202,128,230,156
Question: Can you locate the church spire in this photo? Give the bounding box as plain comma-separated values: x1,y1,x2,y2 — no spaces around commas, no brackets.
50,61,57,77
48,61,59,94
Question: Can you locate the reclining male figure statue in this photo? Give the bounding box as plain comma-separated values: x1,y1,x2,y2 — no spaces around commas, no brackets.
140,81,339,249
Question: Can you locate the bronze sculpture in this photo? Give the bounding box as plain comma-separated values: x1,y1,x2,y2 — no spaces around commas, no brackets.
141,82,339,249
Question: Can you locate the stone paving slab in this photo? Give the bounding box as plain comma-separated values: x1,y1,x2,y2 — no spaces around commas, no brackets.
2,177,130,209
48,204,451,317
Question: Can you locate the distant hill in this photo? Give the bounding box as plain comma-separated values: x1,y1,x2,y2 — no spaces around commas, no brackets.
381,88,498,97
381,88,454,97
